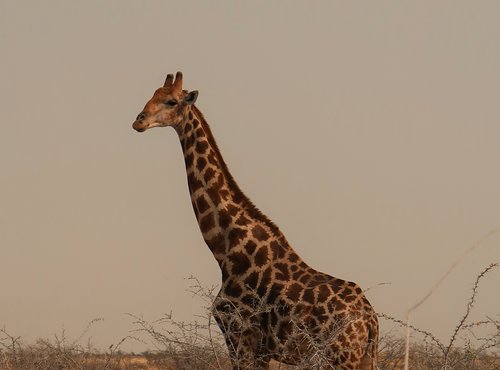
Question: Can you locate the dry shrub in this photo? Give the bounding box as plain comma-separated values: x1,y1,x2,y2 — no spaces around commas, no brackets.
1,265,498,369
0,319,141,370
131,267,499,370
131,277,371,370
379,263,500,370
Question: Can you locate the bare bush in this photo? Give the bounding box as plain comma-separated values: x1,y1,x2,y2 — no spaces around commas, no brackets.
379,263,500,370
1,265,498,369
131,277,370,370
130,266,499,370
0,319,141,370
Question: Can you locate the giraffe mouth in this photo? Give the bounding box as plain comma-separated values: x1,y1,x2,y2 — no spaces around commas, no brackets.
132,121,147,132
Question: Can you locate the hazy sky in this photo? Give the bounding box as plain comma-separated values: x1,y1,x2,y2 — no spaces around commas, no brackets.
1,1,499,351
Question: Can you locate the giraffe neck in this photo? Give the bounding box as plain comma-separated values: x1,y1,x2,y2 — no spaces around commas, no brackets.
175,106,295,271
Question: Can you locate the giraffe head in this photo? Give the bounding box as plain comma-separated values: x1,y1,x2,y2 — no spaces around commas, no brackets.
133,72,198,132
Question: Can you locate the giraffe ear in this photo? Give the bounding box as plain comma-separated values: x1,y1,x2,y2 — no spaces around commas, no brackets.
185,90,198,105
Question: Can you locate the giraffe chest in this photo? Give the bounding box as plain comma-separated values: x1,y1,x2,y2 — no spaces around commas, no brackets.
218,263,373,332
214,275,374,367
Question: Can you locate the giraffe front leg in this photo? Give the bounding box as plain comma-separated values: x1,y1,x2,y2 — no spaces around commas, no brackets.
222,329,270,370
213,300,269,370
229,333,270,370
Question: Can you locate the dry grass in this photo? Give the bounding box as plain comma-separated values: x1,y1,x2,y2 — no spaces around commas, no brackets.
2,331,499,370
1,265,498,369
378,263,500,370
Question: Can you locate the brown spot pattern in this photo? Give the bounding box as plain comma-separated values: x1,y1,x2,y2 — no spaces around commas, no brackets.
195,140,209,154
206,233,225,255
252,224,269,241
228,227,247,248
244,240,257,255
183,123,192,134
187,173,203,193
228,251,251,275
270,240,286,259
254,246,269,267
206,185,221,206
286,283,302,301
196,195,210,214
184,152,194,168
196,157,207,171
244,271,259,290
203,167,216,183
199,212,215,233
218,209,232,229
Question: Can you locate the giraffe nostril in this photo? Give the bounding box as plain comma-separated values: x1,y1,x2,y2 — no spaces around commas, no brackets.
137,112,146,121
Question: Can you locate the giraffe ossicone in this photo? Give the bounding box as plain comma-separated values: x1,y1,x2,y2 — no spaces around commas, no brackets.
133,72,379,370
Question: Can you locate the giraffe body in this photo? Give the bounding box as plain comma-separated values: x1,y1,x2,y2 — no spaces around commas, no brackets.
133,72,378,369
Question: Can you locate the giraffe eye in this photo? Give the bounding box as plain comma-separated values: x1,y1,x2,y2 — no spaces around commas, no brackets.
165,99,178,107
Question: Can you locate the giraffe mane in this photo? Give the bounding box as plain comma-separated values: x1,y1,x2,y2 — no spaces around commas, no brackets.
191,105,286,243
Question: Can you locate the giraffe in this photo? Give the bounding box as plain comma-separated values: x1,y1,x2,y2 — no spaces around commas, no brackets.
132,72,378,370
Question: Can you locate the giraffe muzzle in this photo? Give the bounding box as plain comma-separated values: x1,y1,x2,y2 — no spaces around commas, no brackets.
133,112,148,132
132,121,147,132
